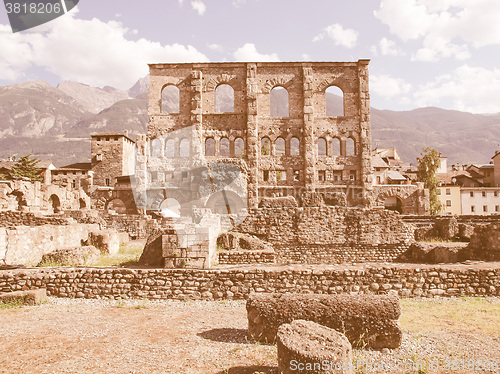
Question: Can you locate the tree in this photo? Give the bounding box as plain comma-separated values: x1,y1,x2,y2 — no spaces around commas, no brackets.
9,154,43,182
417,147,442,215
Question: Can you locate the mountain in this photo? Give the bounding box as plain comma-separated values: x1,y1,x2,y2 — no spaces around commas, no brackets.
58,81,130,114
0,80,91,137
370,106,500,164
66,92,148,137
128,76,149,98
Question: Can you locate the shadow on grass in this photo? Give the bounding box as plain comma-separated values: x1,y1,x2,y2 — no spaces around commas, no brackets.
216,365,277,374
197,328,250,343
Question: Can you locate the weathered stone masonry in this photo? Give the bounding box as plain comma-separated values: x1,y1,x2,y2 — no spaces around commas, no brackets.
1,264,498,299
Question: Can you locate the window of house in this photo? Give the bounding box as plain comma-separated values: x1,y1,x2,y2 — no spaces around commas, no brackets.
293,170,300,182
332,137,341,156
496,205,499,212
318,170,326,182
215,84,234,113
446,188,451,195
471,205,475,212
483,205,488,212
234,138,244,157
446,200,451,207
482,191,486,197
276,170,286,181
105,178,110,186
437,189,441,195
346,137,356,156
275,137,285,156
161,85,180,113
205,138,215,156
219,137,230,157
495,191,499,197
470,191,474,197
350,170,356,180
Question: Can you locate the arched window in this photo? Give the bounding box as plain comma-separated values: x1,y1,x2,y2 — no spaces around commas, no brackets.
332,137,341,155
325,86,344,116
275,137,285,156
161,85,180,113
290,137,300,156
205,138,215,156
234,137,245,157
179,139,190,157
219,137,230,157
317,137,327,156
165,139,175,158
346,137,356,156
215,84,234,113
270,86,289,117
261,137,271,156
151,138,162,158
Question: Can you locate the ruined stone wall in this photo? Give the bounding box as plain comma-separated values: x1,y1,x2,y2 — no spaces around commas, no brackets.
0,223,100,266
1,263,498,299
146,61,373,210
0,211,70,227
235,207,414,263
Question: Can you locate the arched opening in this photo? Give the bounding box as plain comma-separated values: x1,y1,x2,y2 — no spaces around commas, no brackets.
384,196,403,214
107,198,126,214
325,86,344,116
49,194,61,213
346,137,356,156
219,137,230,157
179,139,190,157
79,198,86,209
205,138,215,156
215,84,234,113
205,190,245,215
261,137,271,156
151,138,162,158
290,137,300,156
332,137,341,155
165,139,175,158
275,137,285,156
234,137,245,157
159,198,181,218
270,86,289,117
317,137,327,157
161,85,179,113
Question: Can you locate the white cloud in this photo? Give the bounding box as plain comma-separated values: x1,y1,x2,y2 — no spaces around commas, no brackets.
0,10,209,89
370,37,405,56
313,23,358,49
232,0,246,7
191,0,206,16
375,0,500,61
207,43,224,53
370,74,412,99
414,65,500,113
233,43,280,62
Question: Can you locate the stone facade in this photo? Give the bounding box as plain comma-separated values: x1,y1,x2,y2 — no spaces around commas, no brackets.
135,60,373,215
0,263,498,299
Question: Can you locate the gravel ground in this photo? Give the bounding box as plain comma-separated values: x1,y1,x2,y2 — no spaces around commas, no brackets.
0,297,499,374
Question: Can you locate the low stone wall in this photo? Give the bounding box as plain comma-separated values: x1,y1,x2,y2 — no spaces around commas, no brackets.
218,250,276,265
0,263,498,299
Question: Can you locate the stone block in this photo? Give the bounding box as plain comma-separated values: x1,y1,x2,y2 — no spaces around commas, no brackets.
38,245,100,266
247,293,402,349
0,288,47,306
278,320,353,374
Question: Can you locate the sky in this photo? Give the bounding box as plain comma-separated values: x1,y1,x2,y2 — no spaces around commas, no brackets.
1,0,500,113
